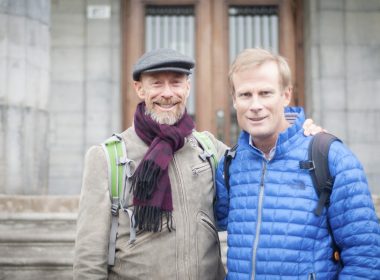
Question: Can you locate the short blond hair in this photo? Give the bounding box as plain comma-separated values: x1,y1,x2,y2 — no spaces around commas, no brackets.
229,48,292,95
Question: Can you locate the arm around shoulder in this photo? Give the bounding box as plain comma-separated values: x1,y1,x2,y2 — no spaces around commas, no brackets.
73,145,111,280
214,157,229,231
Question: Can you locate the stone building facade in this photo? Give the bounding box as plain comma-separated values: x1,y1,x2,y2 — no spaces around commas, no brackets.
0,0,379,279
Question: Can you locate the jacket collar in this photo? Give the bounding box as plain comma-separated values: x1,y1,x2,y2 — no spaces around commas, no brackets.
238,107,305,159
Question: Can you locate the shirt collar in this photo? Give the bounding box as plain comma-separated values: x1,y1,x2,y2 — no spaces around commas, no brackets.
248,134,276,160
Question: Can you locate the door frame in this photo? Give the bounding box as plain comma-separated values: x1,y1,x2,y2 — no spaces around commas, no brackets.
121,0,213,131
212,0,303,143
121,0,303,145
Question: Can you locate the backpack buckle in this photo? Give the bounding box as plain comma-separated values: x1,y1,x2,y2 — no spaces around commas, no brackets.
299,160,315,171
117,157,126,166
112,133,123,141
199,150,212,162
116,156,135,177
111,203,119,216
225,148,237,159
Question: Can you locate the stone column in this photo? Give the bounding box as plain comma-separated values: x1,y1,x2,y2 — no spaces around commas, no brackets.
304,0,380,194
0,0,50,194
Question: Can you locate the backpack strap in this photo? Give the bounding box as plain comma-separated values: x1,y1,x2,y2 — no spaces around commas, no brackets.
300,132,341,215
223,144,238,193
192,131,218,169
101,133,136,266
299,132,342,263
192,131,219,188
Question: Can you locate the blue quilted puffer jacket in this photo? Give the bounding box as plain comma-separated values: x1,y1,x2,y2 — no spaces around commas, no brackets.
215,107,380,280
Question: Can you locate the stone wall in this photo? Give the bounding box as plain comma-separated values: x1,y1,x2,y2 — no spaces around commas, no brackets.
0,195,79,280
304,0,380,194
49,0,122,195
0,0,50,194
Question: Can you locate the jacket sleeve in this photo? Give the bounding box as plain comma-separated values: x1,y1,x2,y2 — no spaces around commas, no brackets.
214,156,229,231
73,145,111,280
328,142,380,279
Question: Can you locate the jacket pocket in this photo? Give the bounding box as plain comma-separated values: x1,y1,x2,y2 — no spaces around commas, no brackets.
196,211,225,280
114,215,177,279
191,162,214,208
127,218,175,249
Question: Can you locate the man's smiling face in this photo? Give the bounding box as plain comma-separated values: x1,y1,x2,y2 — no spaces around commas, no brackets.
232,61,291,143
134,71,190,125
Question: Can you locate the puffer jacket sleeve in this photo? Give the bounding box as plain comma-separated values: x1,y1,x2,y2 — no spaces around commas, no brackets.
73,145,111,280
328,141,380,279
215,156,229,231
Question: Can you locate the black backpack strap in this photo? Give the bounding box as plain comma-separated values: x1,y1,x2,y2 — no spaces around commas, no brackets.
304,133,341,216
300,132,342,264
223,144,238,193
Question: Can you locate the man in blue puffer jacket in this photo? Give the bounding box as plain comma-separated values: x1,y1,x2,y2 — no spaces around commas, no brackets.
215,48,380,280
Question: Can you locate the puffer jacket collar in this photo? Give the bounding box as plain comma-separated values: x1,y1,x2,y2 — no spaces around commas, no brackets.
237,106,305,159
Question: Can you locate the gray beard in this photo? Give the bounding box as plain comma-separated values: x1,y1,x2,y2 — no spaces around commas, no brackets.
144,109,183,125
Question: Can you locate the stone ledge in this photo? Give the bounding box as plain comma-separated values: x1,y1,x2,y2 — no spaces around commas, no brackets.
0,234,75,243
0,268,73,280
0,194,378,216
0,195,79,213
0,212,77,220
0,258,73,267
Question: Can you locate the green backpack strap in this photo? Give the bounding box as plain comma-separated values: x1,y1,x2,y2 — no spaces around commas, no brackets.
192,131,218,168
102,134,125,201
101,133,136,266
192,131,218,187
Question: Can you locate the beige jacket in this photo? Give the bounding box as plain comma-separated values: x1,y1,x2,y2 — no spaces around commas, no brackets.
73,127,227,280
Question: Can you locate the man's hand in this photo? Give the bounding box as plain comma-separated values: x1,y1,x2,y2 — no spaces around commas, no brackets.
303,119,326,136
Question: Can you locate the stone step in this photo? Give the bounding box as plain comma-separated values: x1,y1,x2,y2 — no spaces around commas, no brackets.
0,195,79,213
0,195,378,280
0,211,77,280
0,266,73,280
0,242,74,266
0,213,76,257
0,213,77,242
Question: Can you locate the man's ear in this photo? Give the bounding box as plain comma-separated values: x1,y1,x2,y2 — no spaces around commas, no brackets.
283,86,292,107
232,93,237,109
134,81,145,99
185,78,191,98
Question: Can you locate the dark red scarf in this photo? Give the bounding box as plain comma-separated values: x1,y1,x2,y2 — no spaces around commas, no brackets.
131,102,194,232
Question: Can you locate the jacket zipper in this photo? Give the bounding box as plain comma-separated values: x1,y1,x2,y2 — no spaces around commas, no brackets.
251,160,267,280
192,163,209,176
172,156,190,279
201,217,218,233
200,216,221,256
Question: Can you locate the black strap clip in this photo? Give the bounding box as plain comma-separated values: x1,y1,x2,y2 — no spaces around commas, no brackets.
299,160,315,171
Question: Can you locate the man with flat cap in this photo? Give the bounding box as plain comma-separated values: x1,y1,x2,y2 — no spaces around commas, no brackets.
73,48,227,279
73,48,321,279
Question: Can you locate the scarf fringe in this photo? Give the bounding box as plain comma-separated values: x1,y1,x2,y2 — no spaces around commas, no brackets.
131,160,161,200
133,205,173,232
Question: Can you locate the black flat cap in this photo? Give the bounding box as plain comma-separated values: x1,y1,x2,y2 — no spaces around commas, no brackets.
132,48,195,81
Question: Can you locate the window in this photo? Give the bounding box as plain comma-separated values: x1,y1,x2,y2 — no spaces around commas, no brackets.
145,6,196,118
229,5,280,143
